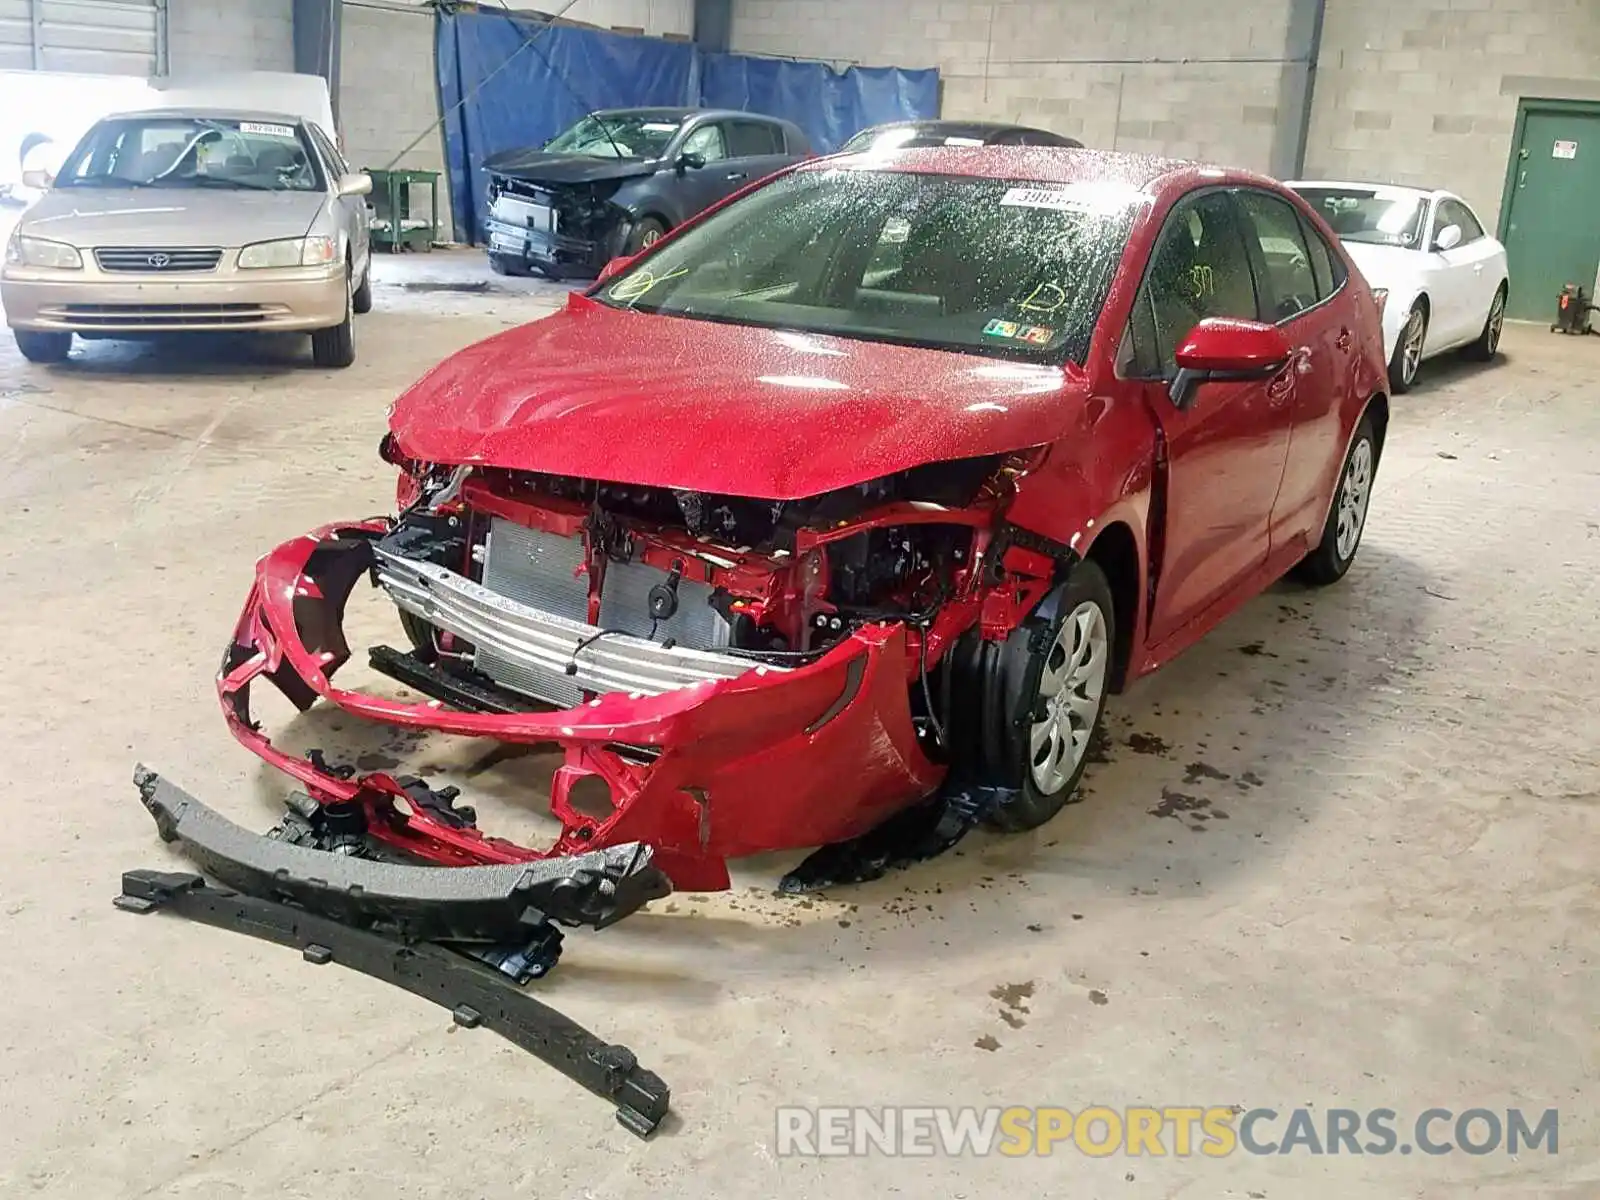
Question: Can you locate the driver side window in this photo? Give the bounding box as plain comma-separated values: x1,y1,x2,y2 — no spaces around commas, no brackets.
1123,191,1259,379
681,123,728,163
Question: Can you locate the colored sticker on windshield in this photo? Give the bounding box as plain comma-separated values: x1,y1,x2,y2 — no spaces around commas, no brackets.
238,122,297,139
984,318,1054,344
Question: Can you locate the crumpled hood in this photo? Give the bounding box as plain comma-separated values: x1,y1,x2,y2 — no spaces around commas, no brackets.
18,187,325,247
482,151,659,186
388,295,1086,500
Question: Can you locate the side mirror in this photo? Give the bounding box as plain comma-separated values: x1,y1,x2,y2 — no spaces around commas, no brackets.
676,151,706,173
21,168,51,189
596,252,636,284
1433,223,1463,252
1168,317,1292,410
338,172,373,198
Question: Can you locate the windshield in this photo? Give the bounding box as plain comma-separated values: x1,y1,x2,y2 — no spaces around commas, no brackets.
594,168,1139,364
53,116,322,191
1293,186,1428,249
544,114,682,160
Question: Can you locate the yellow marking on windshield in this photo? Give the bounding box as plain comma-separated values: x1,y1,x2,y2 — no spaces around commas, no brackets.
1018,280,1069,315
609,266,689,303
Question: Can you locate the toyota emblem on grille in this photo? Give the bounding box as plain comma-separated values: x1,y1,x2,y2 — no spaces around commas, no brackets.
147,253,170,269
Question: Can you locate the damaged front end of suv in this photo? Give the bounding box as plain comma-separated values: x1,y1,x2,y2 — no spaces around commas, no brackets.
220,439,1065,893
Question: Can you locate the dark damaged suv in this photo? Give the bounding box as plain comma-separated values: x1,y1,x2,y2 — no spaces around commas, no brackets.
483,107,810,279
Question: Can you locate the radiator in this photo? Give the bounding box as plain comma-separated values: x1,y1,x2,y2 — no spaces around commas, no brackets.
475,518,731,707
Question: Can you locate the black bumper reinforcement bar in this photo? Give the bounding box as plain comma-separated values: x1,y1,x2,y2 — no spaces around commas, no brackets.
115,870,670,1137
133,765,672,938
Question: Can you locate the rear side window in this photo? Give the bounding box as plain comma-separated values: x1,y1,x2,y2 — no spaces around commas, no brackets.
1297,213,1345,300
727,120,782,157
1237,189,1320,321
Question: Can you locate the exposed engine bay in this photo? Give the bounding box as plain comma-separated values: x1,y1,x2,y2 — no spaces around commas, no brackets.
374,448,1022,716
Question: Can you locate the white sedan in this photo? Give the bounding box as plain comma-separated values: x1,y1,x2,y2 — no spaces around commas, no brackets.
1288,180,1508,392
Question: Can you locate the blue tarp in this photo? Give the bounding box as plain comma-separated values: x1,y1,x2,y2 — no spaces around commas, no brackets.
698,53,941,161
435,8,939,244
436,11,698,245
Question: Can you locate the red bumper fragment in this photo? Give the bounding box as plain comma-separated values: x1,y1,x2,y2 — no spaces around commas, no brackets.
220,523,946,891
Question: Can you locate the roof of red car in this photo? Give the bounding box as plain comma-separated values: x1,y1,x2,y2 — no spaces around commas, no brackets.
813,145,1252,194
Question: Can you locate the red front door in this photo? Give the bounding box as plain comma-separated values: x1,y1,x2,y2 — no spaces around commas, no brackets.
1118,188,1295,645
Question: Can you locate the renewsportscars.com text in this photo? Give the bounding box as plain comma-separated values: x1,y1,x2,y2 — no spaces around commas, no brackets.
775,1105,1559,1158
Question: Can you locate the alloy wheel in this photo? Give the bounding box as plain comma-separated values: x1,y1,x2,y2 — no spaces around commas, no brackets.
1029,601,1109,794
1335,438,1374,562
1401,310,1425,385
1487,292,1505,354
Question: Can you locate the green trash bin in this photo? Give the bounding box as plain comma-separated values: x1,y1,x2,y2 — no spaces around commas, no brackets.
365,167,440,252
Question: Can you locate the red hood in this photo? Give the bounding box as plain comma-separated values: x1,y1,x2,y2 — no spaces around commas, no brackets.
388,294,1087,500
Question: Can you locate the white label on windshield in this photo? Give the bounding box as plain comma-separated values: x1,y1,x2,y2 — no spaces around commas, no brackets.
1001,187,1084,210
642,123,679,132
238,122,296,139
999,183,1140,214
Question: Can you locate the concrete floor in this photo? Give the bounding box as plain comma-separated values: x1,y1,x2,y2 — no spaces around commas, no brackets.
1,253,1596,1199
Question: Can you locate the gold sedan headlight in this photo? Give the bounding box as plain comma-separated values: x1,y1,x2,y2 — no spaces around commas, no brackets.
5,233,83,270
237,236,338,269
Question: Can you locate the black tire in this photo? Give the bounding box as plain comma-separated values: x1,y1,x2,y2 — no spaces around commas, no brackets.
488,253,530,277
351,265,373,315
983,561,1116,833
13,329,71,363
1463,284,1506,362
311,281,355,368
1388,301,1426,394
623,216,667,255
1295,413,1378,586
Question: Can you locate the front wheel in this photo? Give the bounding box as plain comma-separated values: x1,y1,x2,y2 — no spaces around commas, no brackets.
351,265,373,315
13,329,71,363
311,296,355,369
1388,302,1426,393
623,216,667,255
1296,414,1377,586
984,561,1115,833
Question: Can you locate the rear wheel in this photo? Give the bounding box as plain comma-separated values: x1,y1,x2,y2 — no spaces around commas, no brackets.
1388,302,1426,393
1296,413,1377,586
1463,285,1506,361
984,562,1115,832
13,329,71,363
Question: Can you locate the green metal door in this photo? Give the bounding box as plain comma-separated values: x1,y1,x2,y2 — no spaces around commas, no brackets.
1501,104,1600,321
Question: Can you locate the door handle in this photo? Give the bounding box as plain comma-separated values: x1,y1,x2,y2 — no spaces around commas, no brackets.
1474,263,1484,273
1267,370,1296,402
1335,328,1352,352
724,171,747,181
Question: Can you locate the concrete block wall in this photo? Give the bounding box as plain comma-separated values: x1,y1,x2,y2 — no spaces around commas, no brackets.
338,1,453,233
1307,0,1600,227
559,0,694,36
165,0,294,75
730,0,1300,170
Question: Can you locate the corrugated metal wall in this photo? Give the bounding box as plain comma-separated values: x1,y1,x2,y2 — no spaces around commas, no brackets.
0,0,161,74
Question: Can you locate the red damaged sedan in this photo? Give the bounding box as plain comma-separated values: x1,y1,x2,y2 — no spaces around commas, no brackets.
218,149,1389,894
